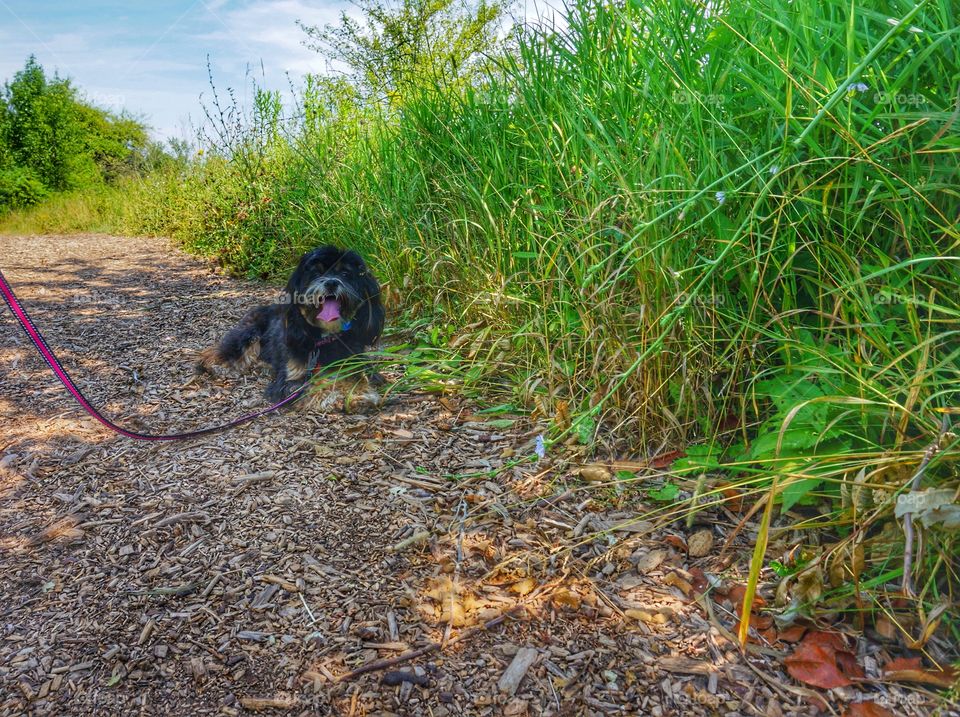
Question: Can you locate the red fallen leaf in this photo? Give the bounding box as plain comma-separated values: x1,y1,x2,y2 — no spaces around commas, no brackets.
756,627,778,645
718,483,745,512
842,702,894,717
777,625,808,643
726,584,766,614
836,650,866,680
883,656,959,688
802,630,848,652
752,614,774,630
651,449,685,469
663,535,687,551
884,656,922,671
783,643,853,690
785,631,863,689
687,566,709,595
786,643,852,689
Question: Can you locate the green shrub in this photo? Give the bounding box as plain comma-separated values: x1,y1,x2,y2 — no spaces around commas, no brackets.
0,166,47,209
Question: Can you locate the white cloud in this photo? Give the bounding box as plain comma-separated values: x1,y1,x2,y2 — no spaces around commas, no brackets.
196,0,349,76
1,0,569,142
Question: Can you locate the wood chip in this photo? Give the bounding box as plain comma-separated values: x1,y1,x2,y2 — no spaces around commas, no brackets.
498,647,538,695
239,696,299,711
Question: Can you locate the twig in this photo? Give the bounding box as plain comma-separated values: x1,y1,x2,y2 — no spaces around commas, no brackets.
444,494,468,647
901,415,951,595
153,511,210,528
299,592,318,625
388,530,431,552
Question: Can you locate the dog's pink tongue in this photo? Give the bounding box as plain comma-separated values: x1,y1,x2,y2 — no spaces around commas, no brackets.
318,298,341,322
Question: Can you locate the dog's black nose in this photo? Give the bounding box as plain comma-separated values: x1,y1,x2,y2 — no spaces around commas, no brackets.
323,279,340,293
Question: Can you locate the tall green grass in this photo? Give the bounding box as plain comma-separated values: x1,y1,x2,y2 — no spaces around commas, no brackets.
4,0,959,632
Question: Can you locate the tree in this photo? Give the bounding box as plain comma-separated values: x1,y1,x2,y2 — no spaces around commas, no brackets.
298,0,512,111
0,55,150,200
0,56,88,190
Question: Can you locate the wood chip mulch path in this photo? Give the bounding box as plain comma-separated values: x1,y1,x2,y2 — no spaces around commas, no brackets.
0,234,942,716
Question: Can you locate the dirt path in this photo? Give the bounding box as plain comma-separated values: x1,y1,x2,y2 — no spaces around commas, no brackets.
0,234,915,717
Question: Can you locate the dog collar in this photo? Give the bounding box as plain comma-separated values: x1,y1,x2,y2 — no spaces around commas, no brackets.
314,320,352,347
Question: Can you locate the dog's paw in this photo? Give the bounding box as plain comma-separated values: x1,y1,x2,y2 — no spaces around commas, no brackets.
265,380,302,403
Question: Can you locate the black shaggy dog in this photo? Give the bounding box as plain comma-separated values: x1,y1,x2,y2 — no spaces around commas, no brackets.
198,245,384,402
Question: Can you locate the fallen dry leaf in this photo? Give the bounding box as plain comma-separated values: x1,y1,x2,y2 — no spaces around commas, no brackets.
634,549,666,574
625,608,668,625
687,529,714,558
725,584,766,614
842,702,894,717
663,535,687,552
784,630,863,689
686,566,709,594
551,588,581,610
579,464,611,483
662,570,693,597
882,656,959,689
718,483,746,512
649,450,685,469
777,624,807,643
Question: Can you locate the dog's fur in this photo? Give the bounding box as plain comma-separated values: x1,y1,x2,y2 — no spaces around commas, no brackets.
197,245,384,402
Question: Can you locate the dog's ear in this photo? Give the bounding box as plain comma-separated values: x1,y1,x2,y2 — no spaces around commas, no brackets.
282,297,312,349
347,251,385,346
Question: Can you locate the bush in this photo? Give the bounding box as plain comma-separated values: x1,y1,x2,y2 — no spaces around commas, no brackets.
0,166,47,210
0,56,149,194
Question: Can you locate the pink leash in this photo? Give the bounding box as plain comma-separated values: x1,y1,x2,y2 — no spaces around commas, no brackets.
0,267,304,440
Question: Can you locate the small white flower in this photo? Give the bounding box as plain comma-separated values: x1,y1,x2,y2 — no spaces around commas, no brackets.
769,165,779,175
534,434,546,460
715,191,726,204
850,82,869,93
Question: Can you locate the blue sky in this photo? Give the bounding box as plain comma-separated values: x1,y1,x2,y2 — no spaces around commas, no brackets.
0,0,353,142
0,0,558,145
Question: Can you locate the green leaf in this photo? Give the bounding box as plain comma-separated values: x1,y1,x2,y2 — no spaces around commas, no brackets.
746,428,822,460
475,403,517,415
648,482,680,502
769,559,790,578
574,415,596,444
672,444,722,472
781,477,823,511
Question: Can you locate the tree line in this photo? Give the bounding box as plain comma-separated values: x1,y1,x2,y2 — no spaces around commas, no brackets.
0,56,180,211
